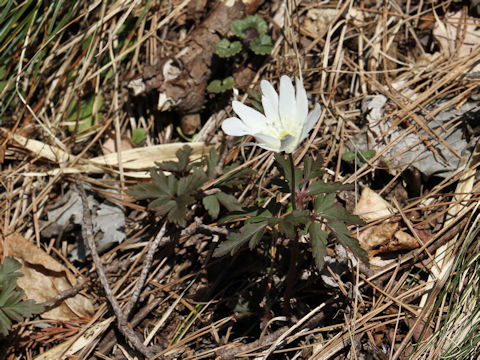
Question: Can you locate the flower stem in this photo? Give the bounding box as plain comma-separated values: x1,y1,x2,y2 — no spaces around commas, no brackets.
283,153,298,315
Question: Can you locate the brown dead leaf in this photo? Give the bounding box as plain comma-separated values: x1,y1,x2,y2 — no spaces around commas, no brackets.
433,11,480,73
181,113,201,136
359,223,419,260
381,230,418,255
355,187,393,221
303,9,339,37
3,233,94,321
358,222,399,252
101,133,133,155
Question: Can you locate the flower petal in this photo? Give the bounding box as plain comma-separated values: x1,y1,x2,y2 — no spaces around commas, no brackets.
299,103,322,142
280,134,298,153
278,76,296,125
253,133,282,152
295,77,308,123
261,80,279,122
232,100,266,132
222,117,255,136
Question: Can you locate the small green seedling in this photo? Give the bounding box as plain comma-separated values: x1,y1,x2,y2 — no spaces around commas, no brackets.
207,76,235,94
215,39,242,58
132,127,146,145
231,15,268,39
342,149,376,166
249,33,274,55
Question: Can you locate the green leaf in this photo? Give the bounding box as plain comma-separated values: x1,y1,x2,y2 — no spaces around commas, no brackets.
177,168,207,195
132,127,146,144
218,206,261,224
215,192,243,212
207,77,235,93
176,145,193,172
168,175,177,195
230,15,268,39
155,199,177,217
166,194,194,227
278,210,309,239
151,169,174,197
0,308,12,336
215,38,242,58
147,194,171,210
249,33,273,55
328,221,368,264
274,153,301,193
0,257,44,336
308,180,352,196
303,155,324,182
248,226,265,249
206,147,220,177
342,150,376,165
218,163,254,186
155,145,193,173
126,182,161,200
203,195,220,219
322,205,365,226
313,193,336,213
213,221,267,257
0,258,22,284
67,94,103,135
0,280,18,306
309,222,328,270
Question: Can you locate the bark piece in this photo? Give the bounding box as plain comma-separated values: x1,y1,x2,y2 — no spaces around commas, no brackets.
144,0,252,114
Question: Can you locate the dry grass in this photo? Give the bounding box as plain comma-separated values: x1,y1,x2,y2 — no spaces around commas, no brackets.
1,0,480,359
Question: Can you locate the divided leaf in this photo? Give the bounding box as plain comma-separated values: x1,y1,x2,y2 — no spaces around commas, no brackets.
303,155,324,182
274,153,301,193
309,222,328,270
308,180,352,196
177,169,207,195
176,145,193,172
156,145,193,173
203,194,220,219
0,258,22,284
213,221,267,257
322,205,365,226
313,193,336,213
206,147,220,177
328,221,369,264
0,257,43,336
215,192,243,212
166,194,194,227
278,210,309,239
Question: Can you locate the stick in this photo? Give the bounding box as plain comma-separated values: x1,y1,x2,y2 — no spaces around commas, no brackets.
75,175,155,358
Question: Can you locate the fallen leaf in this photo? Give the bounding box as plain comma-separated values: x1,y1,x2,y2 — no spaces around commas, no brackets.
101,134,133,155
433,11,480,59
3,233,94,321
358,222,398,251
303,8,339,37
355,187,393,221
33,318,113,360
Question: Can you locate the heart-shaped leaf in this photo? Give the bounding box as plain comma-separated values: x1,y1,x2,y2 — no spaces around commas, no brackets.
215,38,242,58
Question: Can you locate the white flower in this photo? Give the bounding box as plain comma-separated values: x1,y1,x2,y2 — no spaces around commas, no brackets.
221,75,322,153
